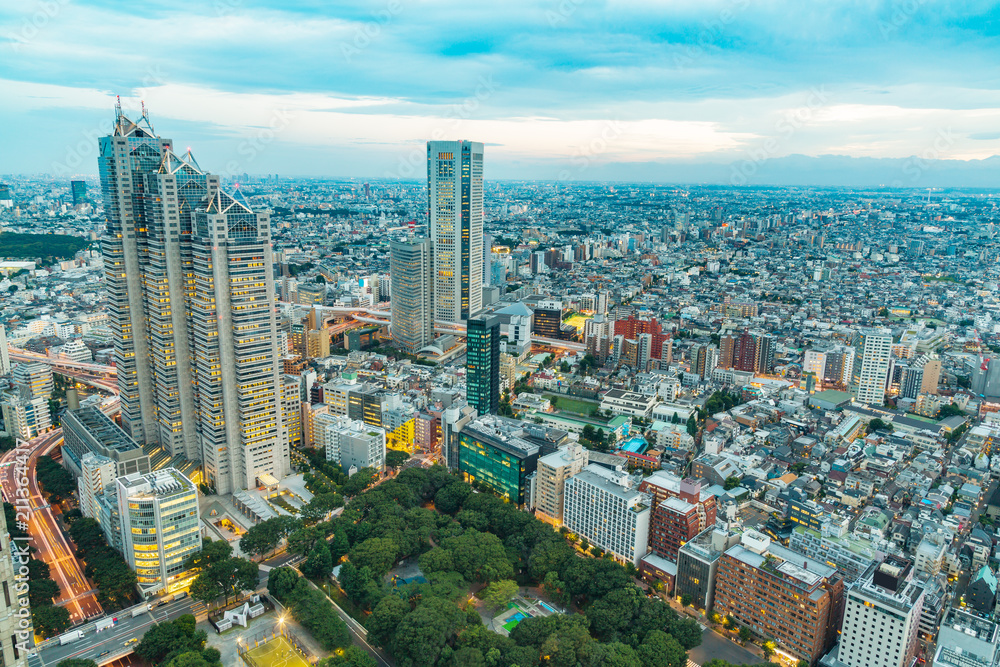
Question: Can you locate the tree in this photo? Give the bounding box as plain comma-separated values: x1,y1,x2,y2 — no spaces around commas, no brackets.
481,579,518,611
36,456,75,501
938,403,965,419
135,614,208,665
287,526,322,557
239,516,297,559
190,557,259,605
267,566,300,602
330,530,350,561
319,646,377,667
302,540,333,579
367,595,409,647
349,537,399,578
343,468,378,495
559,360,570,373
762,638,777,659
184,538,233,570
686,415,698,437
724,476,741,491
738,626,752,644
637,630,687,667
868,418,893,433
386,450,410,469
32,604,70,638
680,593,693,607
390,597,470,667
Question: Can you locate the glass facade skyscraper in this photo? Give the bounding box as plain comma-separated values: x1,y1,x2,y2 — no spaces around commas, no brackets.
466,315,500,416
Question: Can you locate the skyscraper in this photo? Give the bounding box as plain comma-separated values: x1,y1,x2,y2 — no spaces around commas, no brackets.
855,330,893,405
71,179,88,205
389,238,434,353
466,315,500,416
99,106,287,494
427,140,484,322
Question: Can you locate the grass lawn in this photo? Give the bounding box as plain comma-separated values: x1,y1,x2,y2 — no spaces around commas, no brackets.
244,635,311,667
544,393,600,416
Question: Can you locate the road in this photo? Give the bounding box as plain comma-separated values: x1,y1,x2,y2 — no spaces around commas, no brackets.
31,596,204,667
289,567,392,667
0,428,104,624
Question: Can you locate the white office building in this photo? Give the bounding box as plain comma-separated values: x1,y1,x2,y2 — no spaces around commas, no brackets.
117,468,202,596
933,608,1000,667
321,416,386,474
563,464,651,566
836,556,925,667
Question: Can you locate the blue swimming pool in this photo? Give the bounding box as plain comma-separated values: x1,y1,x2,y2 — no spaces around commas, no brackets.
540,602,557,613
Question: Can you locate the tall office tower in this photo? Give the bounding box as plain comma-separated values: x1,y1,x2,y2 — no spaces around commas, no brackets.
389,238,434,353
466,316,500,416
855,330,893,405
719,334,736,369
100,106,287,494
596,291,609,316
837,556,925,667
116,468,201,596
0,499,28,666
482,232,493,286
71,179,88,205
533,300,564,340
427,140,483,322
0,325,9,375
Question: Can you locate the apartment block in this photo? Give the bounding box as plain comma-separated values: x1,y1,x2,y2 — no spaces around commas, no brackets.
534,441,589,526
714,530,844,665
563,464,651,567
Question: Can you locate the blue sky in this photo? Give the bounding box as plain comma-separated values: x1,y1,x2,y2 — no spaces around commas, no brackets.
1,0,999,183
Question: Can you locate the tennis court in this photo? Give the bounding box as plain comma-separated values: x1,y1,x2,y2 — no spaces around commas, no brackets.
244,635,311,667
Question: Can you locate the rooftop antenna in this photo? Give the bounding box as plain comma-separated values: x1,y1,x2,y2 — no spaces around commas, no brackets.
141,100,148,120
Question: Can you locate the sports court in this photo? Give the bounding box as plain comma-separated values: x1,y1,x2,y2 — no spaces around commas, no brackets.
492,594,562,636
242,635,311,667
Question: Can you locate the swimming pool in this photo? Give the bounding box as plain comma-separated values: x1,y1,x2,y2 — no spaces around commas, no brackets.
540,602,557,613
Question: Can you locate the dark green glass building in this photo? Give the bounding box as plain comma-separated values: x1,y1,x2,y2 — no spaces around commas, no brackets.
458,415,539,505
466,315,500,416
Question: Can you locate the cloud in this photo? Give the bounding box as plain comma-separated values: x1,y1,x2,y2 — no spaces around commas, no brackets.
1,0,999,180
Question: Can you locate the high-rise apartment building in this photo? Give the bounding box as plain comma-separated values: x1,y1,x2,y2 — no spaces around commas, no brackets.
390,238,434,353
563,464,651,567
466,315,500,416
1,388,51,441
714,530,844,665
99,107,287,494
534,442,589,526
116,468,201,596
427,140,484,322
719,334,736,369
836,556,925,667
855,330,893,405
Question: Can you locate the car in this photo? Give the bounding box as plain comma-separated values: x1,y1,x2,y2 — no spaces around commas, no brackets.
99,651,110,657
124,637,139,646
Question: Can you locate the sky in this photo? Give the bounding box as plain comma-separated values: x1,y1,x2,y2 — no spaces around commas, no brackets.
2,0,1000,185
